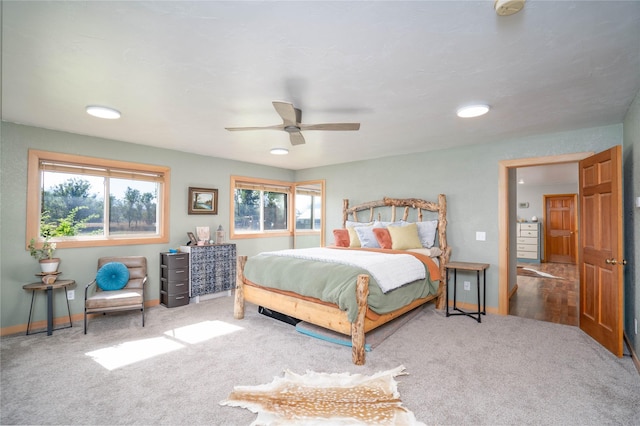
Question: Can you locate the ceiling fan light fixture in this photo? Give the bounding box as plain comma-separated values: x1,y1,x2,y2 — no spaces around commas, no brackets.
270,148,289,155
86,105,121,119
494,0,526,16
456,104,490,118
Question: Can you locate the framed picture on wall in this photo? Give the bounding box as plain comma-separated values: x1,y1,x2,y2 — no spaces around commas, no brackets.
188,187,218,215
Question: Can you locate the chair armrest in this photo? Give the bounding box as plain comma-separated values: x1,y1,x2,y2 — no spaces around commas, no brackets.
142,275,148,298
85,280,97,300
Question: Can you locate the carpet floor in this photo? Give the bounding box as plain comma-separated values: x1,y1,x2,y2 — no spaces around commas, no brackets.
1,294,638,425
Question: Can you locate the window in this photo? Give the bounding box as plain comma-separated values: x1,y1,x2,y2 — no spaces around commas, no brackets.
26,150,170,249
295,184,323,231
231,176,293,238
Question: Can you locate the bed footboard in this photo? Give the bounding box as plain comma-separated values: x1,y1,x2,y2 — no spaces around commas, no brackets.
234,255,370,365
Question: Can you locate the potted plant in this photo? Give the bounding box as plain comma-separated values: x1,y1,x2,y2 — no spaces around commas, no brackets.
28,237,60,273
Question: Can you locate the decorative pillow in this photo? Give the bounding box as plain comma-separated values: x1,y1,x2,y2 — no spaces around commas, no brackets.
387,223,423,250
372,228,393,249
407,247,443,257
333,229,350,247
415,220,438,248
346,227,361,248
354,224,384,248
96,262,130,291
377,221,404,228
345,220,372,228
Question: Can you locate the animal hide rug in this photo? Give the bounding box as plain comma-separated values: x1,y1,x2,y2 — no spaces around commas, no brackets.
220,365,425,425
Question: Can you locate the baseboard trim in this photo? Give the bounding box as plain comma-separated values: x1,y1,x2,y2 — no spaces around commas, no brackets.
0,299,160,336
623,332,640,375
509,283,518,299
448,300,499,315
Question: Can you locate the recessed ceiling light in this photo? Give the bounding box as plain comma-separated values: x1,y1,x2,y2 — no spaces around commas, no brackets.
86,105,121,119
270,148,289,155
456,105,490,118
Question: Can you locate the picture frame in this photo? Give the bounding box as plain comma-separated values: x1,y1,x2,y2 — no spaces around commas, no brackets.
188,187,218,215
187,232,198,245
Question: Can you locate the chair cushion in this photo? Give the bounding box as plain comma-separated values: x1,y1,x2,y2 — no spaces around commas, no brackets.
96,262,130,291
85,288,143,310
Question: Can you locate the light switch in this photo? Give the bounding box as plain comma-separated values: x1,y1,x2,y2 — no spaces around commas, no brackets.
476,232,486,241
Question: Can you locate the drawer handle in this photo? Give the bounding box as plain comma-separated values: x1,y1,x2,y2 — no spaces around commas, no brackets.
175,256,186,261
175,270,185,274
175,283,185,287
175,296,185,300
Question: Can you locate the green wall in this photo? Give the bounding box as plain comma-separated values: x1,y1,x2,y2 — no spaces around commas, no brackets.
623,89,640,357
296,126,622,309
2,113,637,354
0,122,294,330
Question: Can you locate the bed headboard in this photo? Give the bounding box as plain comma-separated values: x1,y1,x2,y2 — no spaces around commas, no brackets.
342,195,451,280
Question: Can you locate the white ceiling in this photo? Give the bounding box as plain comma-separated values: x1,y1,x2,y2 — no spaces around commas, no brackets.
517,163,578,186
2,1,639,171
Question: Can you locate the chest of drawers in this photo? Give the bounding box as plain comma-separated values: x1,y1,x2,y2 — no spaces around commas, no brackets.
516,222,541,262
160,252,190,307
179,244,237,302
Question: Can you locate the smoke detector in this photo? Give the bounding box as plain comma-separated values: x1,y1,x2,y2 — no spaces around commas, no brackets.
495,0,525,16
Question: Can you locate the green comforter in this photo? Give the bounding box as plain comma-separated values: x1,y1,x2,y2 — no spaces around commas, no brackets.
243,250,439,323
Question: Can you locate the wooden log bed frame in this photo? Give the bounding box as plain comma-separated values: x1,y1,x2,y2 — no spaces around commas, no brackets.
234,195,451,365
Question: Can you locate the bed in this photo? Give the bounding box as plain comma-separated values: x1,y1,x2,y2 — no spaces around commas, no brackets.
234,195,451,365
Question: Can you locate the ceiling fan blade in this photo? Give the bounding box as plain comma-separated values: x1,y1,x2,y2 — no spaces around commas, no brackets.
298,123,360,131
272,101,301,126
289,132,305,146
225,124,284,131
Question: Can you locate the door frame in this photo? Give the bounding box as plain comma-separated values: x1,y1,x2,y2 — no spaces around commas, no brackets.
498,152,593,315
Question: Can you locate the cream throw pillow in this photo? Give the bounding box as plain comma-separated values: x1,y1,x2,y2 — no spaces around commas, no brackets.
347,227,361,248
388,223,423,250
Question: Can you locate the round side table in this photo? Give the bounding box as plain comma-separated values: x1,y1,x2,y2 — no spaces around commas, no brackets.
22,279,75,336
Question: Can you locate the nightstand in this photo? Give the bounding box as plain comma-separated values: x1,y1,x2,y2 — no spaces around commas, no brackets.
445,261,489,323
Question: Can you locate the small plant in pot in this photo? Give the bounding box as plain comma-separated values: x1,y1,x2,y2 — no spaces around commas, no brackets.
28,237,60,273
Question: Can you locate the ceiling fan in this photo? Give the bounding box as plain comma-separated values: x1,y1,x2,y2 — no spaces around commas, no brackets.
225,101,360,146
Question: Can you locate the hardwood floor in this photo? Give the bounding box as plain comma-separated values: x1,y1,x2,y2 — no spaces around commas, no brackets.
509,262,579,326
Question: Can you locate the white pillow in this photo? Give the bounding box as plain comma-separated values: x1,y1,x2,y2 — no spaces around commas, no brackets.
407,247,443,257
345,220,372,228
415,220,438,248
354,223,384,248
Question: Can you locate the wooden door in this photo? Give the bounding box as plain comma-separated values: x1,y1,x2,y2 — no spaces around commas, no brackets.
579,146,624,357
544,194,577,264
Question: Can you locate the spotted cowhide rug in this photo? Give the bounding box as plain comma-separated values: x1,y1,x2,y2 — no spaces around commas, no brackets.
220,365,424,425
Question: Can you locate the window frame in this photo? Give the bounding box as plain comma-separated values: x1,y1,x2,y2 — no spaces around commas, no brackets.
26,149,170,249
230,175,294,239
294,182,324,233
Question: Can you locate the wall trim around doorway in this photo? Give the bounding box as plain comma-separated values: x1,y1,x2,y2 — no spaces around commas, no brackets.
497,152,593,315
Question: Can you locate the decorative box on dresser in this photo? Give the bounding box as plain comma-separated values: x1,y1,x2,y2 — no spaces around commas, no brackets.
160,252,190,307
516,222,542,263
179,243,236,302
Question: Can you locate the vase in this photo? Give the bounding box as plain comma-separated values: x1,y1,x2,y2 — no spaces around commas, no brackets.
39,258,60,273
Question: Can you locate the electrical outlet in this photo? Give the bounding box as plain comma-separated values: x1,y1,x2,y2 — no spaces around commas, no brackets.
464,281,471,291
67,290,75,300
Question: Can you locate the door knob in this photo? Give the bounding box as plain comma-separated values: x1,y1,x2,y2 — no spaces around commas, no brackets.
605,258,618,265
621,259,627,265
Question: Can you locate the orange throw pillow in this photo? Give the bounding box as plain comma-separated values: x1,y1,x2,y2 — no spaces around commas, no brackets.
333,229,350,247
372,228,392,249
